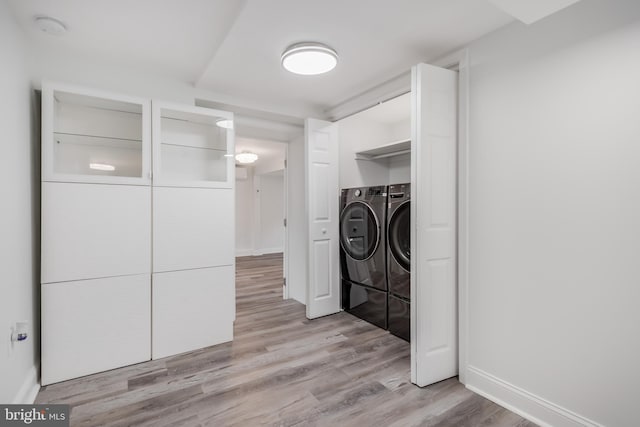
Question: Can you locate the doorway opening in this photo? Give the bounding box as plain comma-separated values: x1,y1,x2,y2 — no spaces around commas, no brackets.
234,137,288,290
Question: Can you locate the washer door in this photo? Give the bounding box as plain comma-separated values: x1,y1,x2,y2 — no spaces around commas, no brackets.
388,201,410,271
340,201,380,261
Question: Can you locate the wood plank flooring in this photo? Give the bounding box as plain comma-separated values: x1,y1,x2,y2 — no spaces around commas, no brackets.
36,253,536,426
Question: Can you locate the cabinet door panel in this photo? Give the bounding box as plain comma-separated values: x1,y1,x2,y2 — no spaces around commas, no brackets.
153,187,234,272
152,102,234,188
42,83,151,185
152,266,234,359
41,182,151,283
41,274,151,385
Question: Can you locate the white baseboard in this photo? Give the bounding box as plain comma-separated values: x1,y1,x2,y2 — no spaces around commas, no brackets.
235,249,254,257
236,248,283,257
253,247,284,256
466,365,602,427
12,364,40,404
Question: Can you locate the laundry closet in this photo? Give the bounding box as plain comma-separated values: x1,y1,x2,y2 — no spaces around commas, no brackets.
302,63,458,387
336,93,412,341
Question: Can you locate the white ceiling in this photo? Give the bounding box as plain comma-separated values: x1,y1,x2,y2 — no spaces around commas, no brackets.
488,0,582,24
196,0,514,114
8,0,517,115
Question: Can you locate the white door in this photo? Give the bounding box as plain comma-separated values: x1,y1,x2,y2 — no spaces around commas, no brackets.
305,118,340,319
411,63,458,386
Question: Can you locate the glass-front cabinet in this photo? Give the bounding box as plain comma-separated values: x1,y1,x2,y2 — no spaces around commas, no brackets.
152,102,234,188
41,83,151,185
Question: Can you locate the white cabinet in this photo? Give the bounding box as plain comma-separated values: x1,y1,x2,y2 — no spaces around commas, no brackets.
153,187,234,272
151,102,235,359
41,83,153,384
42,82,151,185
41,182,151,283
41,274,151,386
152,102,234,188
41,83,236,382
152,266,235,359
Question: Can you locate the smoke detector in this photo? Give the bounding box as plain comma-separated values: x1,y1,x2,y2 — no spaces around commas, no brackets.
34,16,67,36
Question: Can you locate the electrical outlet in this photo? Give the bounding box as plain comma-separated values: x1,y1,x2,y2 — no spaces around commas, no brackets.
12,321,28,342
8,321,28,356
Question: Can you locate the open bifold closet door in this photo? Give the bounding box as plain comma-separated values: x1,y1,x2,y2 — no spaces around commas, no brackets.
304,118,340,319
411,63,458,386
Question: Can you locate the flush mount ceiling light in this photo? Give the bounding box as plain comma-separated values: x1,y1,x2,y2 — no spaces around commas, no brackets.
281,42,338,75
34,16,67,36
235,152,258,164
216,119,234,129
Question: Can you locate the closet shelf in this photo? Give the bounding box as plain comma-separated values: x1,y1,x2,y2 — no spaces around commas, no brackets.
354,139,411,160
161,142,227,152
54,132,142,149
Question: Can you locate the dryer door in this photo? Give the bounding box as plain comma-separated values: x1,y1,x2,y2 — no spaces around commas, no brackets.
388,201,411,271
340,201,380,261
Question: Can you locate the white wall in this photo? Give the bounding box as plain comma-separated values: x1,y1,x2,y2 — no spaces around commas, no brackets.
235,167,254,256
388,119,411,184
388,153,411,184
254,156,285,176
0,2,40,404
465,1,640,426
31,47,197,105
235,167,285,256
338,115,393,189
258,173,285,254
338,112,410,189
389,118,411,141
287,136,306,304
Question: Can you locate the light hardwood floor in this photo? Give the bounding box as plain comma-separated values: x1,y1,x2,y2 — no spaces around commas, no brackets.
36,253,536,426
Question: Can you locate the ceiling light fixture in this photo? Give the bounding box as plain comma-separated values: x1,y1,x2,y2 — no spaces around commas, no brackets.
216,119,234,129
235,152,258,164
89,163,115,171
34,16,67,36
281,42,338,75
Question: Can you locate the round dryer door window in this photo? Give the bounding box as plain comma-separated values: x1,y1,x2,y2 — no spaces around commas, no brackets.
389,201,410,271
340,201,380,261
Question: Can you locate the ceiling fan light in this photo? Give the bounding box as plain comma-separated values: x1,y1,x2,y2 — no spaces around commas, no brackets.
235,152,258,164
281,42,338,75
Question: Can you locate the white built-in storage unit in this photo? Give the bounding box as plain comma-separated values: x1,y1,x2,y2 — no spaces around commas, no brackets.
41,84,152,385
151,103,235,359
40,84,235,385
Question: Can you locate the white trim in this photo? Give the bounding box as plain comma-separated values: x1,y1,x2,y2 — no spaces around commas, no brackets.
283,145,290,300
253,247,284,256
236,247,284,257
324,72,411,121
235,249,254,257
12,364,40,404
466,366,603,427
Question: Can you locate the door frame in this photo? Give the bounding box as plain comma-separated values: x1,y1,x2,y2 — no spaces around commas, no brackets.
283,144,290,300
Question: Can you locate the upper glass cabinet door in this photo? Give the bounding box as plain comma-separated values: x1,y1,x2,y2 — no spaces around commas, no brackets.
42,83,151,185
152,102,234,188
